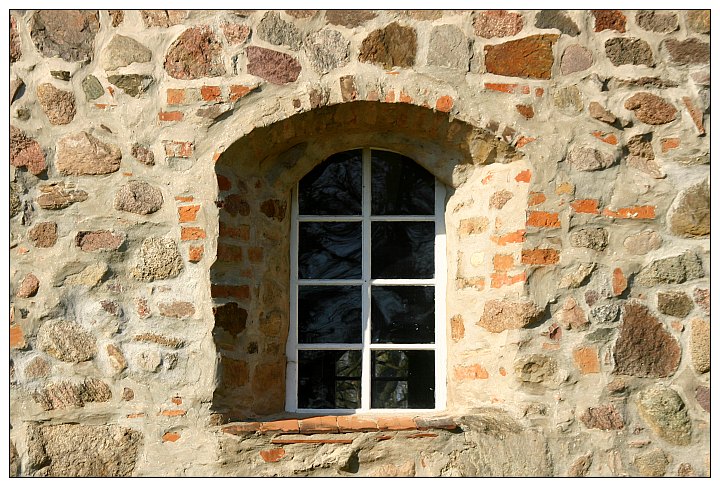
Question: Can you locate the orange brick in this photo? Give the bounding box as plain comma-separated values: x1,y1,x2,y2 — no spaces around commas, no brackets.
201,85,221,102
661,138,681,153
528,192,546,206
527,211,560,228
211,284,250,300
521,248,560,265
571,199,600,214
490,272,526,288
171,396,182,405
299,416,339,434
219,223,250,240
167,88,185,105
591,131,618,145
175,196,194,203
189,245,204,263
178,205,200,223
229,85,253,102
181,227,206,241
454,364,489,380
573,347,600,374
377,417,417,431
247,247,263,263
515,169,531,183
399,91,412,103
10,324,25,349
337,416,379,432
158,110,183,122
162,432,181,442
493,253,514,272
260,448,286,463
222,422,262,435
485,83,529,94
602,205,655,219
515,136,536,148
161,409,187,417
490,229,526,246
435,95,453,112
260,419,299,433
612,268,627,296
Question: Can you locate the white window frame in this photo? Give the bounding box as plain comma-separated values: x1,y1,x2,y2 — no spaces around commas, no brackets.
286,147,447,414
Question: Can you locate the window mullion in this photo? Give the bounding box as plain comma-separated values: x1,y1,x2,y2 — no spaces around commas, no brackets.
286,188,300,412
361,148,372,411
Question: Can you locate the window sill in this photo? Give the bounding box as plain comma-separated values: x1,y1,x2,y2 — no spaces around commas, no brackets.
220,414,459,437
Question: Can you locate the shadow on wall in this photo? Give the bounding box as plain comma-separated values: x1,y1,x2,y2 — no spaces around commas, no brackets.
209,101,518,419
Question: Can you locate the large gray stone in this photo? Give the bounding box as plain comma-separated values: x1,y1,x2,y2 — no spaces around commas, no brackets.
102,35,152,71
657,291,693,317
30,10,100,62
36,320,96,363
304,30,349,74
535,10,580,36
663,38,710,65
635,252,704,286
56,132,121,175
623,230,662,255
635,11,678,32
107,74,154,97
36,83,76,125
82,75,104,101
667,178,710,237
32,378,111,410
636,385,692,445
514,354,557,383
690,318,710,373
477,300,544,333
613,302,680,378
427,24,470,71
256,11,302,50
567,146,616,171
605,37,654,66
114,180,163,215
570,227,608,251
27,423,142,477
132,237,184,281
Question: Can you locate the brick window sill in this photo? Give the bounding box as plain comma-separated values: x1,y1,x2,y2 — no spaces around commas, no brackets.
220,414,459,437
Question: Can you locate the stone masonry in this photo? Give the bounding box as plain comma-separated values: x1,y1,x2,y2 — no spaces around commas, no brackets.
9,10,710,477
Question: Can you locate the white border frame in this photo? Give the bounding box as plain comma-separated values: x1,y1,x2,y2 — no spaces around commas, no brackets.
286,148,447,414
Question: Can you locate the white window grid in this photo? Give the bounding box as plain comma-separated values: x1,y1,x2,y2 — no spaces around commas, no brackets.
286,147,447,414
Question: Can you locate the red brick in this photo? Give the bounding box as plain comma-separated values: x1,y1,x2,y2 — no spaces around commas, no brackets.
661,138,681,153
181,227,206,241
515,169,531,183
299,416,339,434
521,248,560,265
516,104,534,119
376,417,417,431
612,268,627,296
337,416,379,432
247,247,263,263
490,272,526,288
528,192,546,206
189,245,204,263
222,422,262,435
454,364,489,380
591,131,618,145
158,110,184,122
162,432,181,442
217,174,232,191
571,199,601,214
260,419,299,433
229,85,253,102
602,205,655,219
211,284,250,300
161,409,187,417
167,88,185,105
164,141,194,158
178,205,200,223
219,223,250,240
217,243,244,262
527,211,560,228
201,85,221,102
484,83,529,94
573,347,600,374
260,448,286,463
175,195,194,203
491,229,526,246
435,95,453,112
493,253,514,272
515,136,536,148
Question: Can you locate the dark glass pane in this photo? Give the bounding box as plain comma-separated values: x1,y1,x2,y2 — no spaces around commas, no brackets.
371,350,434,409
299,150,362,215
372,151,434,215
299,286,362,344
298,350,361,409
371,222,434,279
299,222,362,279
371,286,434,344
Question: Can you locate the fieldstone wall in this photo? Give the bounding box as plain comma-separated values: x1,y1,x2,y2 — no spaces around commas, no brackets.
9,9,709,477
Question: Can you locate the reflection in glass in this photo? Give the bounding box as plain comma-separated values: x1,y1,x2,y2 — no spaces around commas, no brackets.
299,222,362,279
299,286,362,344
372,150,434,215
298,350,361,409
371,350,434,409
299,150,362,215
371,286,434,343
371,222,434,279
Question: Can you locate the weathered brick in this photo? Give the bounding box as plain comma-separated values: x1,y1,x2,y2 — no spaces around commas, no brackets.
164,141,194,158
458,217,489,236
167,88,186,105
612,268,627,296
178,205,200,223
219,223,251,240
602,205,655,219
527,211,560,228
490,272,526,288
247,247,263,263
159,301,195,318
454,364,489,380
450,315,464,341
435,95,453,113
516,104,534,119
229,85,255,102
491,229,526,246
661,138,681,153
527,192,546,206
521,248,559,265
158,110,183,122
493,253,514,272
200,85,221,102
189,245,204,263
485,83,530,94
260,448,286,463
217,243,244,261
181,227,206,241
515,169,531,182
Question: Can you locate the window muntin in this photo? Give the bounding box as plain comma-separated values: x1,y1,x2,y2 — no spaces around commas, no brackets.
287,148,446,413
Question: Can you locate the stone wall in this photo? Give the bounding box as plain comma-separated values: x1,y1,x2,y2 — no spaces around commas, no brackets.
9,9,709,477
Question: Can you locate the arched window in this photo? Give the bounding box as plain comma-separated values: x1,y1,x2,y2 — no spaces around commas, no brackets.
286,148,446,413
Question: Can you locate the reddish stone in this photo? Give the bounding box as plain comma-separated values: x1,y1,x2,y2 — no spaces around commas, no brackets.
661,138,681,153
10,15,21,62
473,10,524,38
581,404,624,430
162,432,181,443
624,93,677,125
477,299,543,333
75,231,124,252
612,268,627,296
260,448,286,463
221,22,250,45
664,38,710,65
164,26,225,79
217,175,232,191
246,46,301,85
693,288,710,315
682,96,705,135
557,297,588,329
260,199,287,220
29,222,58,248
16,274,40,298
573,347,600,374
516,104,534,119
528,192,546,206
484,34,559,80
695,386,710,412
592,10,626,32
10,324,26,349
36,83,76,125
613,302,681,378
141,10,187,27
10,126,46,175
515,169,532,182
